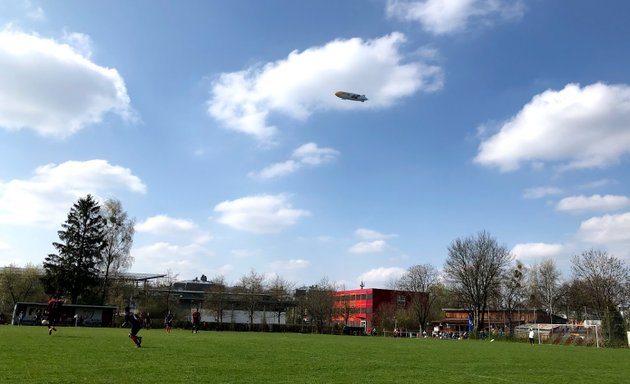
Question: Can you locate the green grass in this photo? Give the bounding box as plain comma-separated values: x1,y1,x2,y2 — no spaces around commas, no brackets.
1,326,627,383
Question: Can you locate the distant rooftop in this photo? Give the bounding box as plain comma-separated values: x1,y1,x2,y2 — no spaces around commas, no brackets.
114,272,166,281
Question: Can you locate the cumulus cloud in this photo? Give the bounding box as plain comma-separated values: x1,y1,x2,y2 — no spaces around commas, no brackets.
349,240,386,254
386,0,525,35
578,212,630,245
355,228,397,240
0,160,145,227
0,30,133,138
357,267,406,287
475,83,630,172
349,228,397,253
523,186,563,199
208,32,443,142
135,215,212,245
213,194,311,234
250,142,339,179
556,195,630,213
511,243,565,261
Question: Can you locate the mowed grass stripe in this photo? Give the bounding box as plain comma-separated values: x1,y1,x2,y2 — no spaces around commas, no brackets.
0,326,627,383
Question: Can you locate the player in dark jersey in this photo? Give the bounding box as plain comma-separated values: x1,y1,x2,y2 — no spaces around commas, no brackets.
45,295,63,335
192,310,201,334
122,306,143,348
164,311,174,334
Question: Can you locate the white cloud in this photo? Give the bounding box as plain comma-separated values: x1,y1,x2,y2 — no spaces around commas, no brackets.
131,241,214,278
251,160,300,179
523,186,563,199
357,267,406,287
250,142,339,179
349,228,397,253
62,31,93,58
136,215,199,235
208,32,443,142
354,228,397,240
349,240,386,254
0,160,146,227
556,195,630,213
270,259,311,270
578,212,630,244
293,143,339,165
213,194,311,234
0,29,133,138
475,83,630,172
511,243,565,261
386,0,525,35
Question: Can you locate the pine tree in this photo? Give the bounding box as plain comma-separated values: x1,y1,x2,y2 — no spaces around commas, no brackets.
43,194,106,304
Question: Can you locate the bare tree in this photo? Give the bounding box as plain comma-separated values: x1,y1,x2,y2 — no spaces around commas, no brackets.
444,231,511,337
335,284,353,326
304,277,335,333
529,258,562,323
572,249,628,315
0,264,47,314
237,270,266,330
268,275,295,324
558,279,590,322
99,199,135,305
157,270,179,315
204,275,229,325
499,261,526,336
397,263,438,332
572,249,629,342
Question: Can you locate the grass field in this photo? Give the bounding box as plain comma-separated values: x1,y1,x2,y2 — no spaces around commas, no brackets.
1,326,628,383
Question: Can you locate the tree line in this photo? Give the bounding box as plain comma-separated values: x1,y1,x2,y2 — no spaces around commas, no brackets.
1,197,628,345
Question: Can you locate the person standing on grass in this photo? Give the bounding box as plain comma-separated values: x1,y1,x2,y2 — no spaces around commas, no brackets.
122,306,143,348
529,328,535,345
192,309,201,334
144,312,152,330
34,308,42,325
164,311,174,334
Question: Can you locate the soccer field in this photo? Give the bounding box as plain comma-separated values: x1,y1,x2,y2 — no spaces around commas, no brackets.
1,326,627,383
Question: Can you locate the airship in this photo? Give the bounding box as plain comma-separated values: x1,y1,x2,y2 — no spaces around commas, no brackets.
335,91,368,102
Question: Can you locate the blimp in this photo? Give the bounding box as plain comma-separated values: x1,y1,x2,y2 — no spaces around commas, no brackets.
335,91,368,102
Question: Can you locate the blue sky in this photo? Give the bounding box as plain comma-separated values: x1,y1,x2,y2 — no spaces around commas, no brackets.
1,0,630,288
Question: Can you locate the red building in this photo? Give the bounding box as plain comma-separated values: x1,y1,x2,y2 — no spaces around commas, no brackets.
332,288,427,333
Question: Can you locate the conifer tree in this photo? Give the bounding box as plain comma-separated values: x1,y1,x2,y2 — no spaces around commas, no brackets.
43,194,106,304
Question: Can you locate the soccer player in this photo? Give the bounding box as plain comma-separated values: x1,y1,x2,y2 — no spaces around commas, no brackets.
45,295,63,335
123,306,143,348
164,311,174,334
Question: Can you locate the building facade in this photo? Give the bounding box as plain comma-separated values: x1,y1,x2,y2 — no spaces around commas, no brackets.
332,288,428,332
434,308,568,334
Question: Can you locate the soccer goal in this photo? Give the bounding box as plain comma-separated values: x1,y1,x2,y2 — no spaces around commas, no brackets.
515,323,601,347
